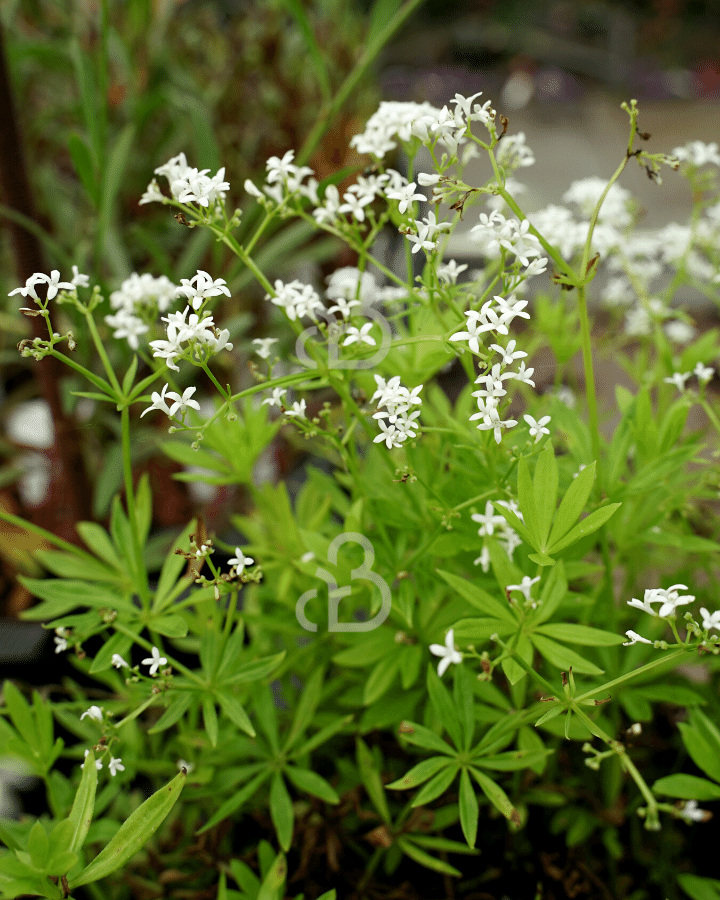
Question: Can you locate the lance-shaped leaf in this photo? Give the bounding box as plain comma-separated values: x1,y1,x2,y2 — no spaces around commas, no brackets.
67,750,98,853
516,456,541,548
652,774,720,801
436,569,517,624
530,633,604,676
470,766,521,826
69,768,186,888
547,461,596,548
459,768,479,848
547,503,621,555
357,738,391,824
396,836,462,877
386,756,453,791
270,773,294,852
285,766,339,804
533,623,625,646
532,443,559,549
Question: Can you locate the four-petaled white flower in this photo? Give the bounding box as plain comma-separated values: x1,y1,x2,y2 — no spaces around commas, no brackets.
342,323,376,346
140,383,173,418
664,371,691,392
429,628,463,677
252,338,278,359
623,630,653,646
523,414,551,443
142,646,168,676
699,607,720,631
166,386,201,419
228,547,254,575
262,387,287,408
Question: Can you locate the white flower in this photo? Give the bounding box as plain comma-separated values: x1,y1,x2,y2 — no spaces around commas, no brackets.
252,338,278,359
471,501,506,537
266,279,323,322
285,399,307,418
429,628,463,677
514,362,536,386
166,386,201,419
699,608,720,631
664,371,692,392
436,259,468,284
506,575,541,604
342,323,376,346
84,749,103,770
139,179,165,205
140,383,173,418
694,362,714,384
473,545,491,572
71,265,90,288
623,630,653,646
112,654,129,668
228,547,254,575
9,271,74,303
386,181,425,214
261,387,287,408
490,339,527,367
80,705,104,722
338,191,373,222
141,646,168,675
176,270,231,310
679,800,712,823
108,757,125,777
523,414,551,443
373,419,408,449
53,635,68,654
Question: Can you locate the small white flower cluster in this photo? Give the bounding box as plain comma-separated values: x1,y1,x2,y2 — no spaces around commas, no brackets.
104,273,179,351
149,306,233,372
265,279,324,322
370,375,422,450
623,583,720,646
472,498,524,571
349,94,495,162
260,386,306,418
469,210,547,271
144,152,230,209
245,149,319,208
495,132,535,170
175,269,231,311
671,140,720,169
663,362,715,392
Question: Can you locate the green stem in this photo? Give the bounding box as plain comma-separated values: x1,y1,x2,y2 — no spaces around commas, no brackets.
577,284,601,468
120,406,151,608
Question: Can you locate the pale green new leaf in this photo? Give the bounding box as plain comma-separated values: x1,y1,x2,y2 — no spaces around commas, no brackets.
67,750,98,853
547,503,621,555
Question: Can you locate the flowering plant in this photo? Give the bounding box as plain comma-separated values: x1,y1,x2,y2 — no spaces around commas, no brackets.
2,90,720,900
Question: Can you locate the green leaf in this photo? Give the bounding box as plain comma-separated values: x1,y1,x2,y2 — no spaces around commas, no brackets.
426,665,462,750
256,850,287,900
500,634,534,685
18,577,134,620
678,874,720,900
436,569,517,623
69,768,186,889
196,771,270,834
363,654,401,705
90,630,138,674
652,774,720,801
395,721,455,756
294,714,353,758
285,766,339,804
254,686,280,754
679,722,720,783
75,522,122,570
386,756,453,791
547,461,596,548
2,681,38,749
533,623,625,646
452,617,516,644
396,835,461,877
150,614,188,639
33,548,121,585
548,503,621,555
122,355,139,397
491,501,535,547
458,768,478,848
516,456,540,550
148,691,196,734
356,738,391,824
134,473,153,549
202,696,218,748
530,633,604,675
533,443,558,548
470,767,520,826
27,821,49,869
269,773,293,852
219,651,286,687
689,708,720,761
410,764,458,807
67,750,98,853
67,132,99,205
284,667,324,751
473,749,553,771
216,692,255,738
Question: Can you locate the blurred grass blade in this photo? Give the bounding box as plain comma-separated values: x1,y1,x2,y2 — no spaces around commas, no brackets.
278,0,331,103
0,203,73,271
68,133,99,207
68,37,103,171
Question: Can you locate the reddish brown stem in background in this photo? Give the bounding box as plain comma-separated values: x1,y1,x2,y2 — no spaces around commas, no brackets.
0,25,92,545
